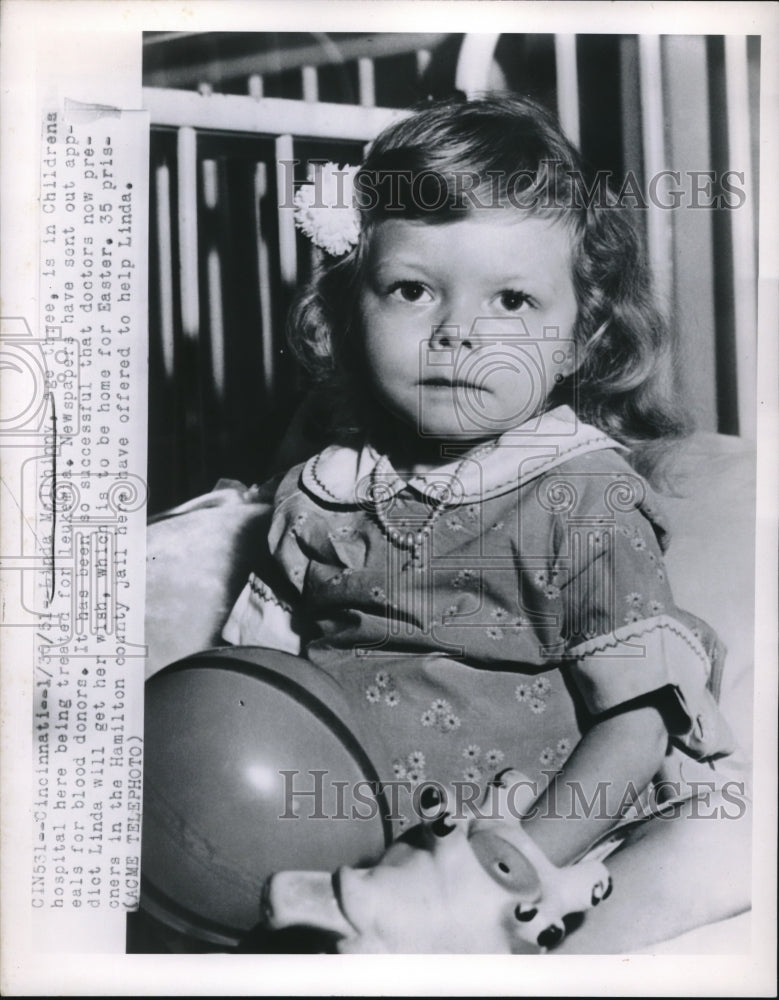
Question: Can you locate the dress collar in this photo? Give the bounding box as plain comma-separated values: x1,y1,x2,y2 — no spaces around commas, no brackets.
300,405,625,507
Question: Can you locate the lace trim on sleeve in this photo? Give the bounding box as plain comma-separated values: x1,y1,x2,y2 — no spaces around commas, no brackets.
222,572,301,655
568,614,711,673
567,615,735,762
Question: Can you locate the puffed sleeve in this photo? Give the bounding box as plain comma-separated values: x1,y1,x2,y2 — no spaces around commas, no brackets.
542,462,735,761
222,572,301,654
222,468,311,653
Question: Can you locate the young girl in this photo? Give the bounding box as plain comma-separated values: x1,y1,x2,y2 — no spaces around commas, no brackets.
223,96,744,943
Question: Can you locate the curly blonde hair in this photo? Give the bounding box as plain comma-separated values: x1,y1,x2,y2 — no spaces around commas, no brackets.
288,95,690,461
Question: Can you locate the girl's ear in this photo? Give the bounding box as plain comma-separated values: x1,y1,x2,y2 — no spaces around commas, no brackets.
558,350,579,378
555,342,585,380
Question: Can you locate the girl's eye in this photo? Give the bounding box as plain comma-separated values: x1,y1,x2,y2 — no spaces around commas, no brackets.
498,290,532,312
388,281,432,304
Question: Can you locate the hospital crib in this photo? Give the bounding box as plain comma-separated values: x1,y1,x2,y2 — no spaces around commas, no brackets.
141,31,759,511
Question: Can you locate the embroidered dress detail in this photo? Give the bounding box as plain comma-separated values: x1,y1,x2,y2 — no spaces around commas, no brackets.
223,406,735,823
222,572,301,655
567,615,734,760
299,406,624,507
369,440,499,566
249,575,292,612
568,613,711,667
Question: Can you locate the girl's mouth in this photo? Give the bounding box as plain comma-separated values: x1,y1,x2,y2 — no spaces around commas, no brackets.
418,376,485,390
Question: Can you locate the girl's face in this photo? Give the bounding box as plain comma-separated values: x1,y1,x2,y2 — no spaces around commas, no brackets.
358,213,579,448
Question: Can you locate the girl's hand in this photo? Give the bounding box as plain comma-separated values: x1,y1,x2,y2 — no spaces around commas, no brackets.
262,772,614,953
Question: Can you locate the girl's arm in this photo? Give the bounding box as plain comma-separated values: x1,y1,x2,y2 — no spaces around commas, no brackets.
554,792,752,953
521,694,669,866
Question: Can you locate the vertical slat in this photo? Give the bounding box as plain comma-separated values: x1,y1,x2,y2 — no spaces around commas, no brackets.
554,35,580,147
454,33,500,96
357,57,376,107
154,162,175,380
662,36,718,432
638,35,673,311
302,65,318,102
276,133,298,287
202,158,218,210
619,36,644,186
254,162,275,397
416,48,432,81
308,162,324,273
201,158,224,399
248,74,264,99
725,35,757,439
206,248,226,399
177,126,200,340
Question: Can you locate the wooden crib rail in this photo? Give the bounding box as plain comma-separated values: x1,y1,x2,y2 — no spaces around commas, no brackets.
143,86,406,141
141,32,759,513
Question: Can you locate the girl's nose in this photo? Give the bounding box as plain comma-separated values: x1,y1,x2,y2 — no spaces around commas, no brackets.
427,292,479,349
428,323,473,351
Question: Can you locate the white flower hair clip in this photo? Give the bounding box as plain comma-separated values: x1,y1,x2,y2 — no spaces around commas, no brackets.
293,162,361,256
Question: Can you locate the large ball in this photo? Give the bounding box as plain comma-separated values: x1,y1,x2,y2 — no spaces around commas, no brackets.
141,646,391,945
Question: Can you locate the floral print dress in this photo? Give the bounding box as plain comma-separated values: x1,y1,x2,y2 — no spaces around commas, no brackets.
224,406,735,831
